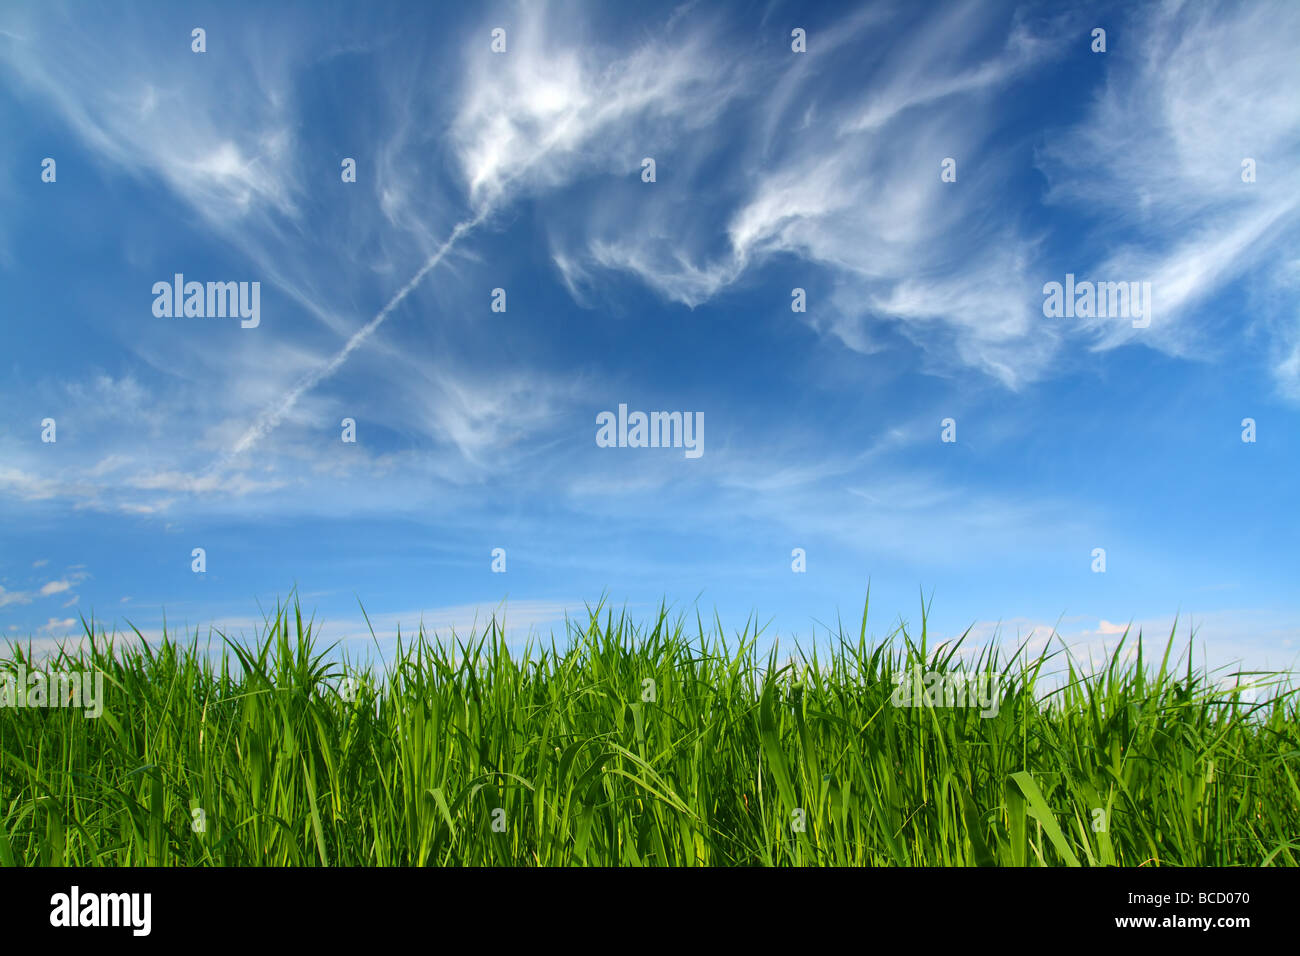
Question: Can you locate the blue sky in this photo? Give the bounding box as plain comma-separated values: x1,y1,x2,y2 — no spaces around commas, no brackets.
1,0,1297,674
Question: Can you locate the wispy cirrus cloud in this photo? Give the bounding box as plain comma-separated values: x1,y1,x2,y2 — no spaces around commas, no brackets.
1038,0,1300,390
543,1,1068,386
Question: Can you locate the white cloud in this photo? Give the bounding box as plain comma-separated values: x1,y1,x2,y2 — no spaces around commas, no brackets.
0,9,301,230
0,586,34,609
1038,0,1300,392
450,2,744,211
541,2,1067,386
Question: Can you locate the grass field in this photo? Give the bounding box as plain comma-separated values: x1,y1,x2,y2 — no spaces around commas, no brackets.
1,597,1297,866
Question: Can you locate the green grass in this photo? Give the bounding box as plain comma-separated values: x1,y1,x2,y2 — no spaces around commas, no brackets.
2,595,1297,866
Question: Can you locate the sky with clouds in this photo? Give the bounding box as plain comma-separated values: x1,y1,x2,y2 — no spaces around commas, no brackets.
1,0,1297,674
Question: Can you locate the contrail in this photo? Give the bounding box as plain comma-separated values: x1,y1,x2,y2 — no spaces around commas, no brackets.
205,61,592,482
204,213,484,476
